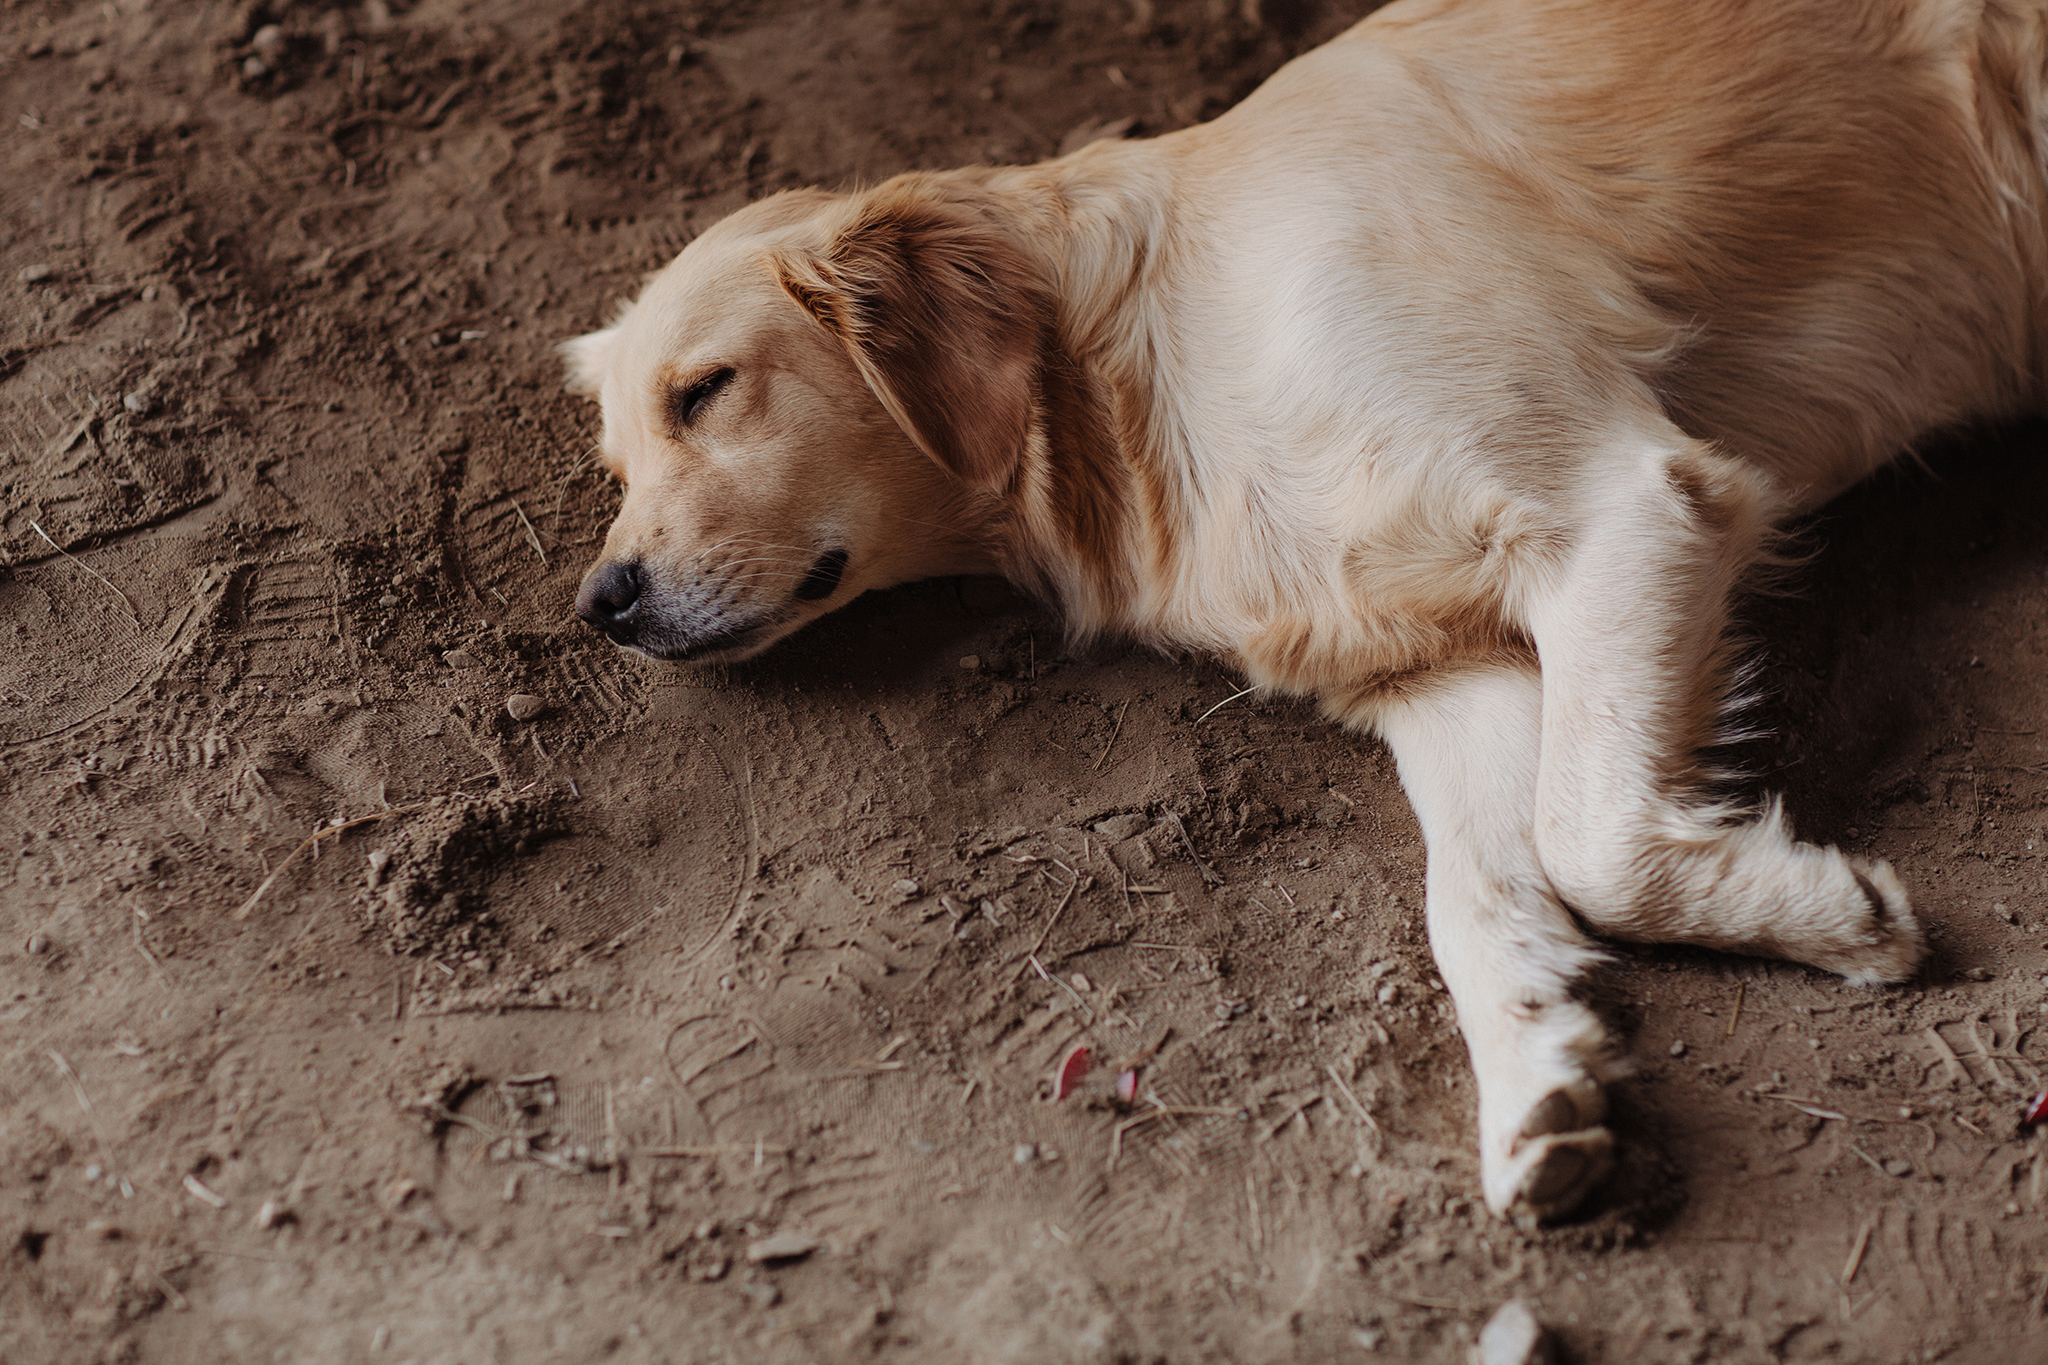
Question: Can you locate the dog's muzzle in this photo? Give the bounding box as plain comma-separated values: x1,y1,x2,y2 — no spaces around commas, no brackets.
574,548,850,659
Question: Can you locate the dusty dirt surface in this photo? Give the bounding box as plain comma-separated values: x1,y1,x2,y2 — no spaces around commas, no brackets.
6,2,2048,1361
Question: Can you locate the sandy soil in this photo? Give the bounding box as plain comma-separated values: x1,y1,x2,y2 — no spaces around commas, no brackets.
6,2,2048,1361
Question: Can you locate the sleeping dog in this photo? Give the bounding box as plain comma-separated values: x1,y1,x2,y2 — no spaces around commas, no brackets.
559,0,2048,1223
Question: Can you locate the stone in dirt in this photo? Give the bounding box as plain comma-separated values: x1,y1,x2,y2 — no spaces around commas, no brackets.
1092,813,1150,841
1470,1299,1556,1365
505,693,545,721
746,1231,820,1263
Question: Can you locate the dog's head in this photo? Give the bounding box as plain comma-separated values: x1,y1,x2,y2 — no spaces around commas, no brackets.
561,178,1052,662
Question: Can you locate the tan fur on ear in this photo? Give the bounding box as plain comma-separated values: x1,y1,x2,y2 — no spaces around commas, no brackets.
771,181,1048,493
559,326,619,397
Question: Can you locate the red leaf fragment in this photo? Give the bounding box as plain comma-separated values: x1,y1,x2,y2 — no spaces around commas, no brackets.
1054,1045,1090,1100
2024,1091,2048,1128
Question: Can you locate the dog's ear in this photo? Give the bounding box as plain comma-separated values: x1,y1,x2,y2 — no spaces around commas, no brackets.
559,326,619,397
771,188,1046,493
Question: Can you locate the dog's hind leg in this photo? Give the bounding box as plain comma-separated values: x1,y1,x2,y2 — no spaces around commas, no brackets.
1524,434,1926,984
1369,657,1619,1225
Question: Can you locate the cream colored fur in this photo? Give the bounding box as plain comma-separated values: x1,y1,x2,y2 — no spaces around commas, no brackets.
562,0,2048,1223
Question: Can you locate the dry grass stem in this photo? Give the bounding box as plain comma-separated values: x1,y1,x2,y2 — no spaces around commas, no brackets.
1195,682,1256,724
233,800,439,921
1094,699,1128,770
1843,1219,1874,1285
28,520,138,622
513,500,548,565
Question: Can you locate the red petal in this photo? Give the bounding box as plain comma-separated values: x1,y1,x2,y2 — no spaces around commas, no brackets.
2024,1091,2048,1127
1054,1045,1091,1100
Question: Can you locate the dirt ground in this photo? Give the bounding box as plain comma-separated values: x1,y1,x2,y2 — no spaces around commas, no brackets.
6,1,2048,1361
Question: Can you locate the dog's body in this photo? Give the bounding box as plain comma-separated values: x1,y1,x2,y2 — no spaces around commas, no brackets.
562,0,2048,1222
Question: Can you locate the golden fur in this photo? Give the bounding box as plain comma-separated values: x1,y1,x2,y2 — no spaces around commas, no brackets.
562,0,2048,1223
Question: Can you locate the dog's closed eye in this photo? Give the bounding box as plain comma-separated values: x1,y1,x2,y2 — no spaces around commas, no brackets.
667,366,735,433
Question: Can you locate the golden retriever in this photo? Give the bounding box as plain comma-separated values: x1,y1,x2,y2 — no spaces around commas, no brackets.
559,0,2048,1224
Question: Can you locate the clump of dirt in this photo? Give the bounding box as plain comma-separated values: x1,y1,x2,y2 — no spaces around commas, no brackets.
375,790,564,955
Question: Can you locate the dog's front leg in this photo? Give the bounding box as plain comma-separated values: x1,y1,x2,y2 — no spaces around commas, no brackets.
1525,437,1925,983
1369,658,1618,1225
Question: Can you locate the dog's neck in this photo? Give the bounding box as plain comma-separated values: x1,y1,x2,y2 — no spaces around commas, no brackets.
949,146,1211,647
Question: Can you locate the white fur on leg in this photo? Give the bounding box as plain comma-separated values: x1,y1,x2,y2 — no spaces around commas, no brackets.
1370,660,1623,1225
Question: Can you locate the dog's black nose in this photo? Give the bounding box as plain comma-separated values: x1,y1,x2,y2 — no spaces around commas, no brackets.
576,559,642,631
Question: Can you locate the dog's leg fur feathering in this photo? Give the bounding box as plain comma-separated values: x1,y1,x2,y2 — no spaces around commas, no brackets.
1366,659,1618,1224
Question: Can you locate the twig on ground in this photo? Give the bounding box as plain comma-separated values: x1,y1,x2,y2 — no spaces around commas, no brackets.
28,520,138,622
1325,1063,1380,1132
512,500,548,566
641,1144,791,1158
1195,682,1256,724
233,801,438,920
1843,1219,1874,1285
1162,811,1224,887
1011,870,1087,976
1095,700,1128,770
1029,954,1092,1020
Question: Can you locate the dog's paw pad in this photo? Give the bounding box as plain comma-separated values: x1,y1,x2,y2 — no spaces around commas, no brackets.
1517,1077,1606,1140
1505,1128,1614,1228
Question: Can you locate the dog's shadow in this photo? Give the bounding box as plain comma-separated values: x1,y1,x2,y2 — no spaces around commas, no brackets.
1739,417,2048,824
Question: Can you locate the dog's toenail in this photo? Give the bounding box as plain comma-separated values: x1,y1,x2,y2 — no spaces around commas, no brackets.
1519,1090,1578,1140
1521,1145,1588,1207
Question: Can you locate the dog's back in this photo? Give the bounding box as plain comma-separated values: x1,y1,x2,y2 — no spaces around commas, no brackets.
1197,0,2048,508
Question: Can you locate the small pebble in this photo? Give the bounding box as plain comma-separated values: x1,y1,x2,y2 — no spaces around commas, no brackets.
1068,972,1092,993
1669,1039,1686,1057
140,284,158,302
242,56,268,78
367,850,390,882
251,24,286,60
1091,813,1149,841
1471,1298,1557,1365
377,593,400,608
505,693,545,721
441,648,478,668
26,933,49,954
255,1198,284,1229
19,264,53,284
1883,1158,1914,1178
892,878,921,897
958,655,980,670
84,1164,103,1182
1013,1142,1037,1166
744,1231,819,1263
739,1279,780,1308
121,391,153,415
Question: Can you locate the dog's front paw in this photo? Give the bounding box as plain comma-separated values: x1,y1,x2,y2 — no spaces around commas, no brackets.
1484,1076,1613,1227
1827,858,1925,988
